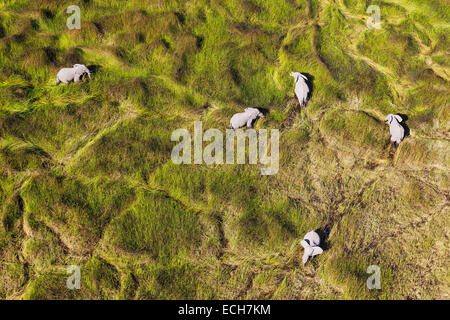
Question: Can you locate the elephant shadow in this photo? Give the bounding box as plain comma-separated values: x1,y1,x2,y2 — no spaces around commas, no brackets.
315,225,331,251
397,113,410,138
87,64,102,75
301,72,315,103
258,107,270,116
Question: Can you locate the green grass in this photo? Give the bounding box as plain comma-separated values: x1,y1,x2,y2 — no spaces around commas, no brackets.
0,0,448,300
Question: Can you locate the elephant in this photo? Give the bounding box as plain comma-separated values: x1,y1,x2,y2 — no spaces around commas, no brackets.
56,64,91,85
229,108,264,129
290,72,310,106
385,114,405,146
301,230,323,266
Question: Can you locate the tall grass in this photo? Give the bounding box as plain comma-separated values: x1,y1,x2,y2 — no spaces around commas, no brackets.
0,0,448,299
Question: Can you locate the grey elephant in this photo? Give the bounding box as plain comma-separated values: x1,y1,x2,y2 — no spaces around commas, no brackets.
301,230,323,266
229,108,264,129
291,72,310,106
385,114,405,146
56,64,91,85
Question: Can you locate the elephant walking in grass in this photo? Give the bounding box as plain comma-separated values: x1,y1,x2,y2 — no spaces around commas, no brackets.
301,230,323,266
56,64,91,85
229,107,264,129
385,114,405,146
290,72,310,107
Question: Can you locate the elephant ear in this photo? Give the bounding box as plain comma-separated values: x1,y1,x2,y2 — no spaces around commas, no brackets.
311,246,323,257
300,240,310,249
245,108,258,116
74,64,88,75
